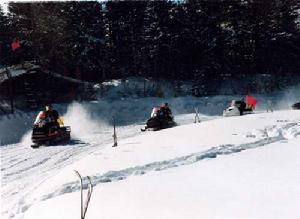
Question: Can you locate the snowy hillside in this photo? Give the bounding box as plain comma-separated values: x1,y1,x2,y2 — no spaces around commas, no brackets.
2,108,300,219
1,80,300,219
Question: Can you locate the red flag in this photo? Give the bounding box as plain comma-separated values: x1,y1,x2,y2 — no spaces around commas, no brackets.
11,40,20,51
246,95,257,108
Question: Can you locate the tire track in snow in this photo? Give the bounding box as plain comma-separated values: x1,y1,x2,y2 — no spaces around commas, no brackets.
3,157,51,178
4,118,299,219
1,124,146,219
37,122,300,204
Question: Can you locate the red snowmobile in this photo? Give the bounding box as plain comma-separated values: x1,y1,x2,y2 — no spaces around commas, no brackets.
31,111,71,148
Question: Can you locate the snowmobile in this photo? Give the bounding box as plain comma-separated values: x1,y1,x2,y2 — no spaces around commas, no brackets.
292,102,300,110
141,107,176,131
223,100,251,117
223,96,257,117
31,114,71,148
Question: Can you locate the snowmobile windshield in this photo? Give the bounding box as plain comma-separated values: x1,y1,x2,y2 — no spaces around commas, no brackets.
34,111,45,124
151,107,160,118
34,111,53,126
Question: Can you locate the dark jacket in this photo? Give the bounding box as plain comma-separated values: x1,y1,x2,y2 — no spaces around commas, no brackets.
45,109,59,122
161,106,172,118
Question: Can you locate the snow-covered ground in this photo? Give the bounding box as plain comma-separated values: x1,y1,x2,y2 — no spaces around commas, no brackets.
1,107,300,218
0,99,217,219
1,80,300,219
22,110,300,219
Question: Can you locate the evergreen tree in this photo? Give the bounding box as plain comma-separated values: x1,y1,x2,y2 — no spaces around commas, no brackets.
0,5,11,63
59,1,104,81
187,1,224,95
2,0,299,93
141,1,160,79
104,1,146,79
139,1,175,80
268,0,300,74
7,3,35,63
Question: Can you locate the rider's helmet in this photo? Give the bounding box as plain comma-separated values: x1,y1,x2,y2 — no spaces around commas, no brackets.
45,103,52,111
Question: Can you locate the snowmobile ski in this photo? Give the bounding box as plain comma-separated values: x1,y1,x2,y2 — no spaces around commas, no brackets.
141,127,158,132
30,140,50,149
31,144,39,148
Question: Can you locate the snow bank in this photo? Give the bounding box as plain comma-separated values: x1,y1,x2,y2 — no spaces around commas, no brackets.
1,89,299,145
97,76,300,99
1,77,299,145
95,77,193,99
0,112,36,145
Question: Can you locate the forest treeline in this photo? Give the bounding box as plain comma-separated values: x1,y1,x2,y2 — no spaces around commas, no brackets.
0,0,299,94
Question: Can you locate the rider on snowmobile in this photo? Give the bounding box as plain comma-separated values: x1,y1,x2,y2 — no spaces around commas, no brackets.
160,102,173,120
34,104,60,128
45,104,59,127
238,98,247,115
45,104,59,119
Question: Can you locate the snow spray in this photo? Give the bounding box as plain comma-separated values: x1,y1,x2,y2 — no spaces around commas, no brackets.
63,102,108,139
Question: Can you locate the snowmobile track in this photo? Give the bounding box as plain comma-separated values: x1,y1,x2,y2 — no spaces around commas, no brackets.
36,122,300,206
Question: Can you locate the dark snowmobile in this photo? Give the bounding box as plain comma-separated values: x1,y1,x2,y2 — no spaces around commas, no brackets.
292,102,300,110
31,111,71,148
31,125,71,148
223,100,252,116
141,106,176,131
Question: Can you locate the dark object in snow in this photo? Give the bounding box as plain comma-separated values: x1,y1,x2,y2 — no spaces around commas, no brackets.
223,97,256,117
141,106,176,131
31,106,70,147
194,107,201,123
74,170,93,219
292,102,300,110
112,117,117,147
31,125,71,148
